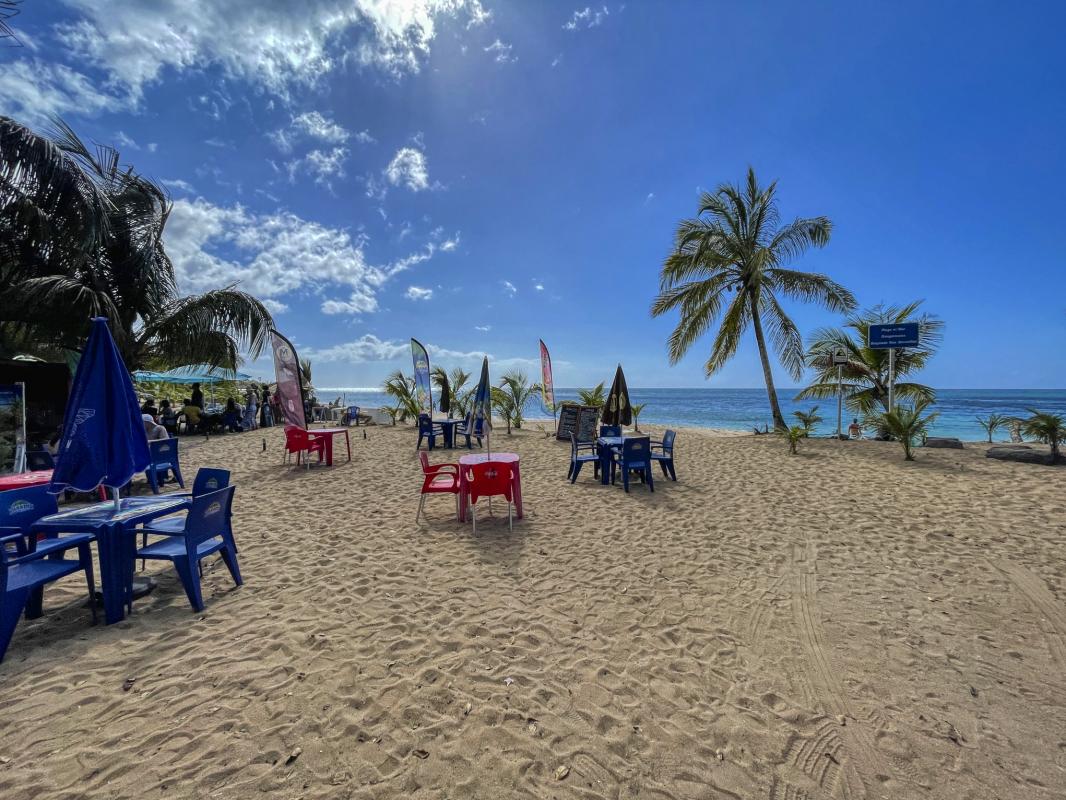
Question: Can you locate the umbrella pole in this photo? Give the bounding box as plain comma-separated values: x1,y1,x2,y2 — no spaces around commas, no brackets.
111,486,120,512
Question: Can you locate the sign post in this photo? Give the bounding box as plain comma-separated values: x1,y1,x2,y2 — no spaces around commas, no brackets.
832,350,848,438
868,323,920,413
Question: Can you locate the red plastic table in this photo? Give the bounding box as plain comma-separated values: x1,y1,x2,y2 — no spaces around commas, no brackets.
457,453,523,522
0,470,53,491
307,427,352,466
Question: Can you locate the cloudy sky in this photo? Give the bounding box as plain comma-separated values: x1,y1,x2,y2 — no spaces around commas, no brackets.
3,1,1065,388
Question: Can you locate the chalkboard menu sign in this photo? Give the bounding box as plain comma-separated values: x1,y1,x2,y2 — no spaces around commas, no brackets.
556,403,600,442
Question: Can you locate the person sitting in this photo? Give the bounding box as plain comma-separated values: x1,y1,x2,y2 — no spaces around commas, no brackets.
142,414,169,441
848,418,863,440
180,398,202,434
140,397,159,420
159,399,178,434
223,397,242,433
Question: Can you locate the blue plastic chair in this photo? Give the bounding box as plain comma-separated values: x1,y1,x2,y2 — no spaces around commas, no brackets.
344,405,360,426
454,414,484,449
145,438,185,494
417,414,445,451
0,529,96,663
0,486,95,559
133,486,241,612
568,433,600,483
610,437,655,493
650,430,677,481
142,469,232,564
600,425,621,438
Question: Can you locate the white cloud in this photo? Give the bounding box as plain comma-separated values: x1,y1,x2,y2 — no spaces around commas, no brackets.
551,54,562,68
310,335,486,364
292,110,349,143
146,142,158,152
51,0,493,110
115,130,139,149
440,233,460,252
353,129,376,144
405,286,433,301
0,60,122,126
165,198,452,317
385,147,430,191
563,6,610,30
484,39,515,64
161,178,197,194
289,146,349,186
534,283,544,291
644,192,655,205
261,298,289,313
501,280,517,297
474,325,491,332
466,1,491,28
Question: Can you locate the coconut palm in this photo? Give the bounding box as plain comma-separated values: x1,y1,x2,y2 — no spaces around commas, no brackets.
432,365,472,416
651,167,855,429
382,370,420,422
578,382,606,408
875,398,939,461
798,302,943,416
495,369,540,431
793,406,822,437
976,413,1008,444
783,425,805,455
1021,410,1065,463
0,116,272,370
631,403,647,432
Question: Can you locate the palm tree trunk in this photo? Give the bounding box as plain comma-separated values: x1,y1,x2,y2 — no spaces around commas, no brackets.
749,294,786,430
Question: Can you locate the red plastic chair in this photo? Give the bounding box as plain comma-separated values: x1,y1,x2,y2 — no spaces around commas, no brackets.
465,461,514,533
417,452,460,521
284,426,325,468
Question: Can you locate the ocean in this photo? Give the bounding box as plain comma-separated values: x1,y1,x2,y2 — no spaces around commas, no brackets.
316,387,1066,441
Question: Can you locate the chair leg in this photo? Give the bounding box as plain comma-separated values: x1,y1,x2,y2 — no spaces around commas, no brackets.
417,493,426,522
0,587,31,664
80,543,97,624
147,468,159,494
668,460,677,481
570,461,581,484
172,462,185,489
220,544,243,586
659,461,670,478
508,502,512,531
622,466,630,493
471,504,477,534
173,557,205,612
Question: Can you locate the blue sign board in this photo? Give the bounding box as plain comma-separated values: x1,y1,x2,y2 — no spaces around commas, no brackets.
869,323,920,349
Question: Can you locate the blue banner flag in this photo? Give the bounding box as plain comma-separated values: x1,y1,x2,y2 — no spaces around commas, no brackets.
411,338,433,415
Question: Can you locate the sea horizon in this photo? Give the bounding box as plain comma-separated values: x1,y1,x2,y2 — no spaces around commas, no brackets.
314,387,1066,442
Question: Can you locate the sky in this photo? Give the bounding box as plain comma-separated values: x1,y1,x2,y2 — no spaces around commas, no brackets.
2,1,1065,390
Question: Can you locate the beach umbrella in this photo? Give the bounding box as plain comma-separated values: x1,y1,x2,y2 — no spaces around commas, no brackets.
472,356,492,455
602,363,632,427
440,371,451,417
49,317,150,509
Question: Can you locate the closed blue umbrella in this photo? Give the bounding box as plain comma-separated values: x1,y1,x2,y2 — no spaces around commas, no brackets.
49,318,150,508
472,356,492,456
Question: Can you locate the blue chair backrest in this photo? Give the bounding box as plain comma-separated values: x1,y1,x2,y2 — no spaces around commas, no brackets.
181,486,236,548
26,451,55,471
347,405,359,418
662,430,676,453
0,486,59,534
473,416,485,435
600,425,621,437
192,468,230,497
150,437,178,465
621,437,650,463
570,432,579,458
418,414,434,434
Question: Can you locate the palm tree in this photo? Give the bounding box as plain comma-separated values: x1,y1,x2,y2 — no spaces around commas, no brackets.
875,398,939,461
631,403,647,432
798,302,943,416
793,406,822,437
976,413,1008,444
432,365,472,416
0,116,272,370
490,386,514,434
497,369,540,430
783,425,805,455
1021,410,1065,464
577,382,606,408
382,370,420,422
651,167,855,429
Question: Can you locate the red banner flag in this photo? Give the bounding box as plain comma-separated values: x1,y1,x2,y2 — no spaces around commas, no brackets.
271,329,306,429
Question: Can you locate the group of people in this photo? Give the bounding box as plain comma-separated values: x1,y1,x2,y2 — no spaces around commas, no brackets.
139,383,278,437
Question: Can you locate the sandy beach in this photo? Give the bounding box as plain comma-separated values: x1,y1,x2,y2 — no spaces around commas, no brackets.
1,424,1064,799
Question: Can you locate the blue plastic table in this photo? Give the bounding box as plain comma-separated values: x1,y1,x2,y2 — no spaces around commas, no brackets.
31,496,191,625
596,436,625,485
437,419,462,448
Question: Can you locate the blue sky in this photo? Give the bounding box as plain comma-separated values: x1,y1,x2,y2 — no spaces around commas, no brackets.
3,1,1064,389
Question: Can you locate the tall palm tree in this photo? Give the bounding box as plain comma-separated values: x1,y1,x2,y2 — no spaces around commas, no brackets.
0,116,272,370
798,302,943,415
651,168,855,429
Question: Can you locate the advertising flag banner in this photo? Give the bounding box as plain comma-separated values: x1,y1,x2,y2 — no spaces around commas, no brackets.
539,339,555,413
271,329,307,429
411,338,433,416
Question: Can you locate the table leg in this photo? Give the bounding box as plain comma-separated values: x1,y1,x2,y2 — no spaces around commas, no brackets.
97,523,127,625
324,435,334,467
345,430,352,462
444,425,453,449
599,449,612,485
512,462,524,519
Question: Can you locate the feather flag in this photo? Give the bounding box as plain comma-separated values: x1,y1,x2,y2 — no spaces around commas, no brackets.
411,338,433,416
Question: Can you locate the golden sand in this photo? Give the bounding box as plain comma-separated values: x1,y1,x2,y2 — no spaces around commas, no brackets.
1,423,1064,799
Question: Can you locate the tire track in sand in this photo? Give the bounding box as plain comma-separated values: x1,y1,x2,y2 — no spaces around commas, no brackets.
993,559,1066,669
786,539,890,800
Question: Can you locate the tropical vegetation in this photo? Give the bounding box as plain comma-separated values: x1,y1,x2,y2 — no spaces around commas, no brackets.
577,382,606,408
798,301,942,415
631,402,647,432
432,365,472,417
1020,410,1065,463
0,116,273,371
382,370,420,422
874,398,939,461
496,369,540,431
783,425,805,455
793,406,822,437
651,167,856,429
976,413,1008,444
